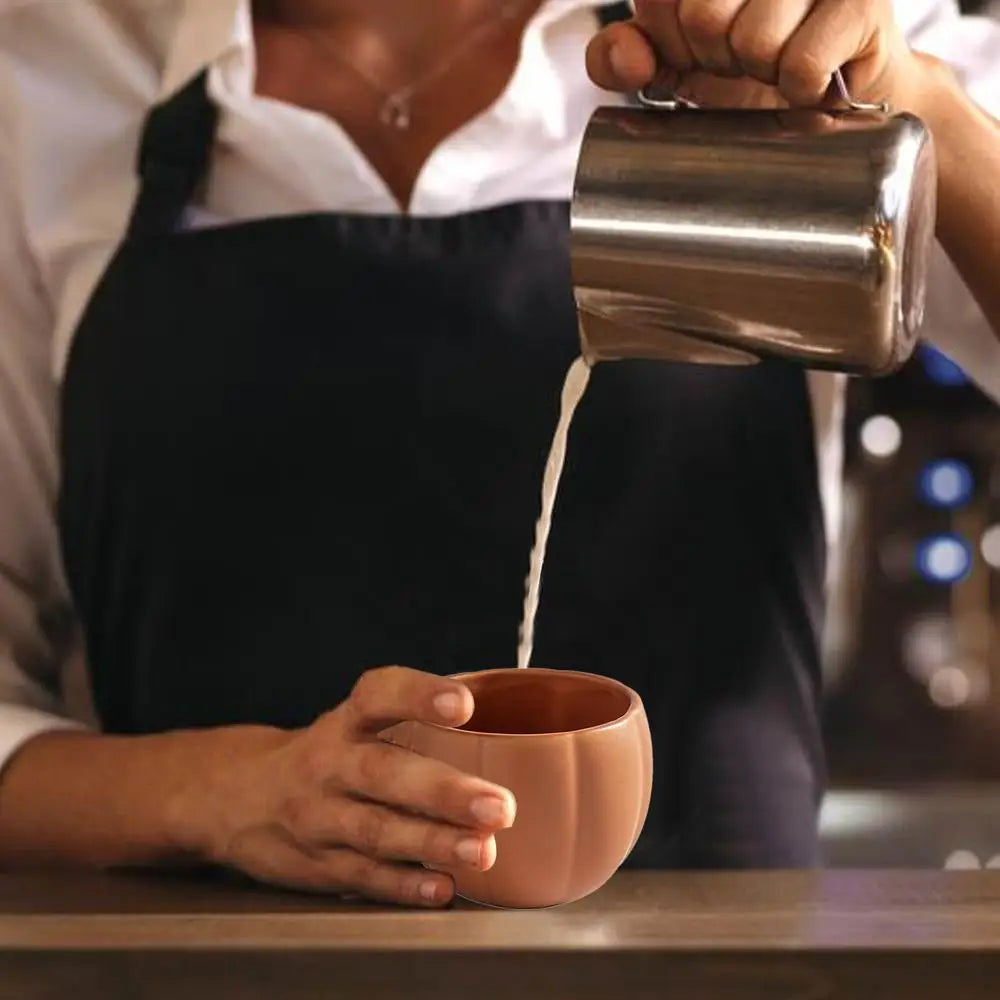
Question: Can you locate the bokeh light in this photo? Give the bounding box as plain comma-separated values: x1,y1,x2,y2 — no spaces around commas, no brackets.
918,459,974,509
915,534,974,585
860,415,902,458
920,344,969,387
980,525,1000,568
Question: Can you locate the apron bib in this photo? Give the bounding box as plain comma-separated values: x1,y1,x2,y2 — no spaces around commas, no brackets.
58,5,827,868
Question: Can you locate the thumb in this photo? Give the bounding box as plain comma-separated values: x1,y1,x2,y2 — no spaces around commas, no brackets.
586,21,658,91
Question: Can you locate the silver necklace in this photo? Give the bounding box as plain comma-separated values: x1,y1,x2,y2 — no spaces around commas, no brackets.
291,3,525,130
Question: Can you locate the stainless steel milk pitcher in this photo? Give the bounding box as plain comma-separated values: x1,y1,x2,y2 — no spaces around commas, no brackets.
570,75,938,374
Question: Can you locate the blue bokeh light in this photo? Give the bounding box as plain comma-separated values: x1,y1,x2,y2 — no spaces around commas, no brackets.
919,345,969,387
915,534,974,585
918,459,974,509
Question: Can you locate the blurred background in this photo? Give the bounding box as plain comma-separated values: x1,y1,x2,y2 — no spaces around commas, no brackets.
818,0,1000,868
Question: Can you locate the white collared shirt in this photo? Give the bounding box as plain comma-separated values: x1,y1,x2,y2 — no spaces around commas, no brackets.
0,0,999,773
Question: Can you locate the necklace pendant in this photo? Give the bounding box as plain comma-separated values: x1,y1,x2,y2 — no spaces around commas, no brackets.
380,95,411,130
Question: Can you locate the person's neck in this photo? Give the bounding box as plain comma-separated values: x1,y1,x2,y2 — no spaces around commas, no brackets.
253,0,540,76
253,1,495,38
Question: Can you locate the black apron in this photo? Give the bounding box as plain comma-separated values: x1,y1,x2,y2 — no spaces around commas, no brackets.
58,4,827,868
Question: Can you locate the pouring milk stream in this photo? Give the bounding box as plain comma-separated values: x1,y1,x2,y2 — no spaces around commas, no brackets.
516,78,936,669
516,353,591,669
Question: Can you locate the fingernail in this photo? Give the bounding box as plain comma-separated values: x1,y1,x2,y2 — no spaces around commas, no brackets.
455,837,483,866
419,879,442,902
471,796,510,827
433,692,463,721
609,43,630,82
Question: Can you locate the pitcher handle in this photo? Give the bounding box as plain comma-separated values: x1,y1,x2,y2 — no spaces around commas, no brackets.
637,68,889,113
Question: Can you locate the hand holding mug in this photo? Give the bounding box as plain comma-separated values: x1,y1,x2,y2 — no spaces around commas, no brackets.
170,666,516,906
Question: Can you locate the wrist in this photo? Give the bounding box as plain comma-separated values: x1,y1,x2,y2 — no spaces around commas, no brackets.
894,52,993,192
892,51,962,128
163,725,292,860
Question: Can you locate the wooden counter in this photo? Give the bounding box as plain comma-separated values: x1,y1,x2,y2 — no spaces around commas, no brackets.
3,869,1000,999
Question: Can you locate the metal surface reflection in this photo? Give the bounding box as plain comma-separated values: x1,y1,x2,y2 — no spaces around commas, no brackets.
571,105,937,375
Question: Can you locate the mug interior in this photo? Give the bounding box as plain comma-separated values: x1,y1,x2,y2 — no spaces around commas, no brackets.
455,670,632,736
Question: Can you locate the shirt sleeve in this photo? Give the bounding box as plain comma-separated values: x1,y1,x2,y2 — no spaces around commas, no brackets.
0,115,88,780
899,0,1000,403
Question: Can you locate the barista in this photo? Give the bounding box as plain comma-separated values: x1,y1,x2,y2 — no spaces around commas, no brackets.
0,0,997,906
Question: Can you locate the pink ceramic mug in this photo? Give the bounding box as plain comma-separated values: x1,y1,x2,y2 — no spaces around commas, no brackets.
385,667,652,909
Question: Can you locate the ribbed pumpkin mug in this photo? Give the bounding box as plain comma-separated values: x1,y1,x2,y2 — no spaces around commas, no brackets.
385,668,652,909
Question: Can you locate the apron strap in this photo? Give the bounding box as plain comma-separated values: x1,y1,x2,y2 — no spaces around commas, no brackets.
597,2,633,26
128,72,218,240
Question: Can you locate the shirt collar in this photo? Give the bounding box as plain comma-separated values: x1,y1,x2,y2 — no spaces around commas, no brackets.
159,0,623,101
160,0,246,99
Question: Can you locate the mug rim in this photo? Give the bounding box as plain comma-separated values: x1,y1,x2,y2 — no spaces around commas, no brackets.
423,667,643,739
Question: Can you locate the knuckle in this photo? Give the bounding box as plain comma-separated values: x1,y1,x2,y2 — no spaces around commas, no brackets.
343,850,382,889
428,776,464,821
348,668,381,710
278,793,310,836
422,824,454,865
730,29,781,76
679,2,732,42
780,50,828,98
348,665,408,720
353,744,393,792
293,742,329,787
354,807,389,857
